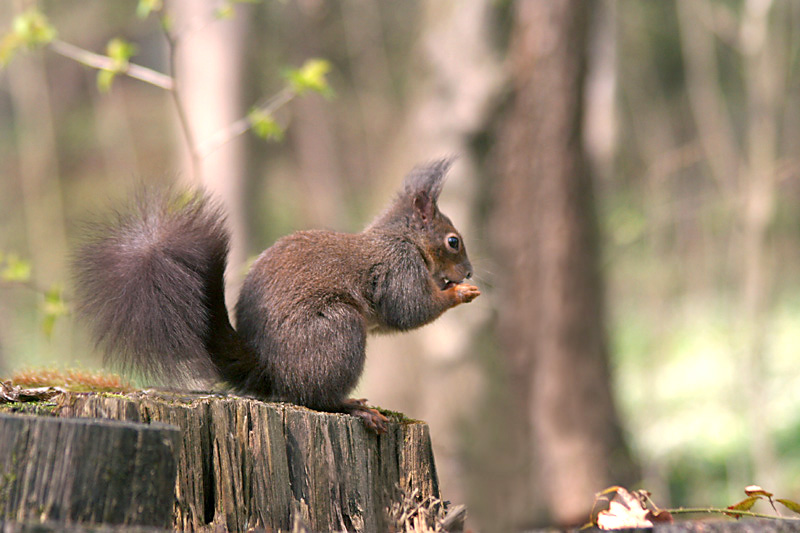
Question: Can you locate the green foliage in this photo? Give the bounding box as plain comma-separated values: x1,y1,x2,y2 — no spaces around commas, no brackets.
248,109,284,141
106,37,137,64
96,70,116,92
97,38,138,92
283,58,334,98
41,285,68,339
777,499,800,514
159,13,174,32
726,495,760,514
0,8,56,67
216,0,264,19
0,253,32,283
215,5,236,20
247,57,334,144
13,8,56,46
136,0,163,19
0,253,67,340
721,485,800,520
3,5,331,154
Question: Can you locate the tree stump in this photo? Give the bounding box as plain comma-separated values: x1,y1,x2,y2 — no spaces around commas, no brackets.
48,391,440,532
0,413,180,529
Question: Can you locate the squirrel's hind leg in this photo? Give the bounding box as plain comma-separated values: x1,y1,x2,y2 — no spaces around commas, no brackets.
341,398,389,433
284,304,389,433
278,301,367,407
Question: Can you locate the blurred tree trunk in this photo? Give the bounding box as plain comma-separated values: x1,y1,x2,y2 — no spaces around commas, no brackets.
492,1,636,526
285,2,348,230
170,1,249,305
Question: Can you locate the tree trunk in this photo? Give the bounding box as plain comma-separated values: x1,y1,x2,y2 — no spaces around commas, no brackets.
493,0,637,526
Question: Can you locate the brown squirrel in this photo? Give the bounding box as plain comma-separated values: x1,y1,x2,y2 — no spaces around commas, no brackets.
73,158,479,432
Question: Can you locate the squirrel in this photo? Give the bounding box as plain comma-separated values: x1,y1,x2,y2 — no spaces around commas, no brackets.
73,158,479,432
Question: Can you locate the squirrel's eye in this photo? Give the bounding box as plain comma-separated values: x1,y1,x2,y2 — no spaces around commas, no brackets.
446,235,460,252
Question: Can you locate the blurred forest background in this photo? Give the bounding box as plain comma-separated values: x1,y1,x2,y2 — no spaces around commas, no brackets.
3,0,800,530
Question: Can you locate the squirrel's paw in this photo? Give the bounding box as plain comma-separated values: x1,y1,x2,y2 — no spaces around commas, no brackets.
342,398,389,434
455,283,481,304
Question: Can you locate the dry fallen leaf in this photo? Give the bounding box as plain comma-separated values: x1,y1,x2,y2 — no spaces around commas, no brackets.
597,499,653,529
591,486,673,529
593,487,656,530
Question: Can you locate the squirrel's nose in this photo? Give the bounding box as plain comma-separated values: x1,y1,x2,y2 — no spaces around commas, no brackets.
465,270,473,280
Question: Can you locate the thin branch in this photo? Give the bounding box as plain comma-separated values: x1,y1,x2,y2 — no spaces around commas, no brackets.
668,507,800,521
48,36,200,182
47,33,296,179
196,87,296,158
48,39,173,90
47,13,300,180
0,279,60,299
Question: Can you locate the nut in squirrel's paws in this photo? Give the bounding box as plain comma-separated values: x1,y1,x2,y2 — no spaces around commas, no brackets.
455,283,480,303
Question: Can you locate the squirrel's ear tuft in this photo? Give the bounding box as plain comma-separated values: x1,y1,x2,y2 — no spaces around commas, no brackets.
403,157,455,203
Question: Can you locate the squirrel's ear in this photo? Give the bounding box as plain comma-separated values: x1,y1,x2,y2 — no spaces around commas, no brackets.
412,192,435,223
403,157,454,203
404,157,455,224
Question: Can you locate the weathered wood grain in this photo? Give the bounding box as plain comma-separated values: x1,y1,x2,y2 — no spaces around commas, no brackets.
0,413,179,529
54,391,440,532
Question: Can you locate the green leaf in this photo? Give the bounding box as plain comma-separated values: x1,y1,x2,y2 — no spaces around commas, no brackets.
97,69,116,92
136,0,163,19
41,285,68,340
2,8,56,67
96,38,136,92
726,496,760,518
43,286,68,313
1,254,31,282
215,4,236,20
41,313,57,339
160,14,174,32
12,9,56,48
777,499,800,515
248,109,284,141
283,58,334,98
213,0,264,21
106,38,137,68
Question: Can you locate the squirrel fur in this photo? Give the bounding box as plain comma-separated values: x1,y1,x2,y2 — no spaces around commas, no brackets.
73,159,479,430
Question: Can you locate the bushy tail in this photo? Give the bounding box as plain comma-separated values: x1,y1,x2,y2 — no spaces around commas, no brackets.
73,189,257,389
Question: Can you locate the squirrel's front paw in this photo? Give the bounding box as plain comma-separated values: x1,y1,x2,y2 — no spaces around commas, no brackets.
455,283,480,304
